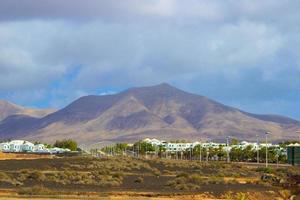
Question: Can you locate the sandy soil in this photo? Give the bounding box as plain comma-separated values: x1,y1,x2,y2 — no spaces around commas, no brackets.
0,195,222,200
0,152,54,160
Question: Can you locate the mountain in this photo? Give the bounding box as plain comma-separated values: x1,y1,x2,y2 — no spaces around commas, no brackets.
0,83,299,147
0,100,55,121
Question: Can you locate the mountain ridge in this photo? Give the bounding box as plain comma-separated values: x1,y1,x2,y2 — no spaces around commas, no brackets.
0,83,299,147
0,100,56,121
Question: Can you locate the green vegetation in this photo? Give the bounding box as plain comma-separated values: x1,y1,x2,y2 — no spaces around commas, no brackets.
230,138,240,145
133,141,156,155
256,167,274,174
225,192,247,200
18,186,54,195
134,176,144,183
54,139,77,151
100,139,288,164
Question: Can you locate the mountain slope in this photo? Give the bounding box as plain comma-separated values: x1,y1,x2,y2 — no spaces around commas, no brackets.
0,83,299,147
0,100,55,121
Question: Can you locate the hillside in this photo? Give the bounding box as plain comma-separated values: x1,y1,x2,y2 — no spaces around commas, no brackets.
0,83,299,147
0,100,55,121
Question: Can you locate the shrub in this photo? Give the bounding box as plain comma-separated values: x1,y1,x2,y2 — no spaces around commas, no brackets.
112,172,123,180
176,172,189,178
209,176,225,184
0,172,10,181
190,174,203,184
0,172,22,186
225,192,248,200
152,168,161,177
175,183,189,190
18,186,53,195
28,171,46,182
256,167,274,174
134,177,144,183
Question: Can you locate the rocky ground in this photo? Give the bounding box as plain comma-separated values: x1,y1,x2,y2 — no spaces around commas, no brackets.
0,155,298,199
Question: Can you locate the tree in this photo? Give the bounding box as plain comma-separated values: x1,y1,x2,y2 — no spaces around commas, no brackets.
53,139,77,151
115,143,128,153
157,145,166,157
133,141,155,155
230,147,243,161
230,138,239,145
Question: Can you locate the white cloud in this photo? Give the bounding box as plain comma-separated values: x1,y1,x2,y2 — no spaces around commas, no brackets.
0,17,292,90
138,0,176,17
0,0,300,118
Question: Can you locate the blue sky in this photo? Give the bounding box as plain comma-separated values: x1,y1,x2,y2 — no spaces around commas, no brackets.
0,0,300,120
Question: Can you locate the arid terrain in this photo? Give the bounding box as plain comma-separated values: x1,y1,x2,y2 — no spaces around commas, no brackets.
0,152,54,160
0,100,55,121
0,154,299,200
1,84,300,148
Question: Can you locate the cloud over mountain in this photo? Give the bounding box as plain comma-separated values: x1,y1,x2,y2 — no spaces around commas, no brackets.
0,1,300,119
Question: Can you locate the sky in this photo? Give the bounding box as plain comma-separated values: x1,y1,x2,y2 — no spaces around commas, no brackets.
0,0,300,120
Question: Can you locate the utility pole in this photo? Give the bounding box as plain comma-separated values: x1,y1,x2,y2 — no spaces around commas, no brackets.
191,146,193,160
137,143,139,158
226,136,230,163
256,134,259,164
190,146,192,161
206,148,209,162
199,143,202,162
265,131,271,168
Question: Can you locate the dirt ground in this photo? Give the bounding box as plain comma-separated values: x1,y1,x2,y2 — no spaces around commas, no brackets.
0,152,53,160
0,156,298,200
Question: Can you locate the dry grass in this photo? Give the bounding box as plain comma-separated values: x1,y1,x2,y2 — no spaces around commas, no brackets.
0,156,297,199
0,152,53,160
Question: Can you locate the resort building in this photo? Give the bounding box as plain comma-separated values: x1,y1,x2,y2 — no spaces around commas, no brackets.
0,140,70,154
2,140,35,152
143,138,282,153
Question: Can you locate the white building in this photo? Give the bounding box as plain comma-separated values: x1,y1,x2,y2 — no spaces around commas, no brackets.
165,142,194,152
0,142,10,152
33,144,50,153
0,140,71,154
50,147,71,154
3,140,35,152
143,138,164,146
202,142,226,149
143,138,202,152
142,138,282,153
232,141,259,150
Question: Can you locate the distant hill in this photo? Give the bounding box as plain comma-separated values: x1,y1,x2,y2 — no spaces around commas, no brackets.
0,100,55,121
0,83,299,147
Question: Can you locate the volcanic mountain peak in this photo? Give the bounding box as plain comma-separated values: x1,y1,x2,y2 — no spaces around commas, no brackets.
0,84,299,146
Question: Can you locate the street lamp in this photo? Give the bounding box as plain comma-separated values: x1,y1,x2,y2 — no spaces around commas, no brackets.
145,143,147,159
206,147,209,163
265,131,271,167
276,151,279,168
190,145,192,161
